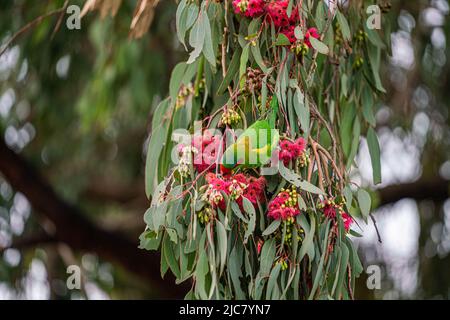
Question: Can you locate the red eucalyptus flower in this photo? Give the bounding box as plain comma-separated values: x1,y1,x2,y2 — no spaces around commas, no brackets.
203,173,266,211
267,188,301,220
279,137,306,165
320,199,354,232
233,0,265,18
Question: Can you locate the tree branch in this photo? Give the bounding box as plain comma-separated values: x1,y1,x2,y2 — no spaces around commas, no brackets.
0,139,189,298
377,177,449,207
0,232,57,253
0,6,66,57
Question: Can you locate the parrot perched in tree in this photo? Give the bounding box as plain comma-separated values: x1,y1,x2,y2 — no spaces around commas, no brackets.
220,110,280,174
220,97,280,173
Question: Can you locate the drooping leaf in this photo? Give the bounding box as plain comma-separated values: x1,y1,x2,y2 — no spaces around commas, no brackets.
357,188,371,218
187,12,206,64
216,221,227,276
367,127,382,184
263,220,281,236
242,197,256,243
275,33,291,46
336,10,351,41
259,238,276,276
310,37,329,55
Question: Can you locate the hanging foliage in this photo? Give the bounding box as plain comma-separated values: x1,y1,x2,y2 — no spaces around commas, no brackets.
140,0,390,300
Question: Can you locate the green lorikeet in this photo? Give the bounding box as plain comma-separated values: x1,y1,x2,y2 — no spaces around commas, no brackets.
220,119,279,172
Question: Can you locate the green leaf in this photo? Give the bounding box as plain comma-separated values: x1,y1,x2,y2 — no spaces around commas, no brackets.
362,87,376,127
175,0,188,48
367,127,382,184
335,243,349,298
278,162,302,185
266,263,281,299
308,221,330,299
248,17,261,34
242,197,256,243
217,48,241,94
343,186,353,210
143,207,155,229
205,225,217,299
331,246,342,296
195,248,209,299
346,115,361,169
346,238,363,276
314,1,326,32
231,201,249,223
262,220,281,236
336,10,351,41
229,245,245,299
145,99,170,198
169,62,187,101
310,37,329,55
153,201,168,232
163,235,180,278
298,180,325,195
239,44,250,89
279,162,325,195
294,26,304,40
160,242,169,278
349,229,363,238
287,89,296,136
286,0,294,17
138,229,161,251
202,9,216,68
260,238,276,276
216,221,227,276
365,26,386,49
187,12,206,64
293,88,310,137
298,213,315,262
166,228,178,244
340,102,356,158
367,45,386,93
298,195,307,211
176,0,198,50
251,43,268,73
357,189,371,218
275,33,291,46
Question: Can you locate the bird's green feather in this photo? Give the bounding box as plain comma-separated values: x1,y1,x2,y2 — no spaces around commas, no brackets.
221,120,279,169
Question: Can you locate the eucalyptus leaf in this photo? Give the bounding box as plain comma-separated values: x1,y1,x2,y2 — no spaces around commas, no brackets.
336,10,351,41
357,188,371,218
367,127,382,184
310,37,329,55
263,220,281,236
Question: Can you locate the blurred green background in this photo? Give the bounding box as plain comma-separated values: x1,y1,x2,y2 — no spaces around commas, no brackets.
0,0,449,299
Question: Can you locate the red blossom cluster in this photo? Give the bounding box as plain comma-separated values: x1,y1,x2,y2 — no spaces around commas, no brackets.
279,137,306,166
232,0,266,18
321,199,354,232
203,173,266,211
265,0,298,28
233,0,319,45
191,131,222,173
342,213,353,232
281,26,319,45
267,187,301,220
